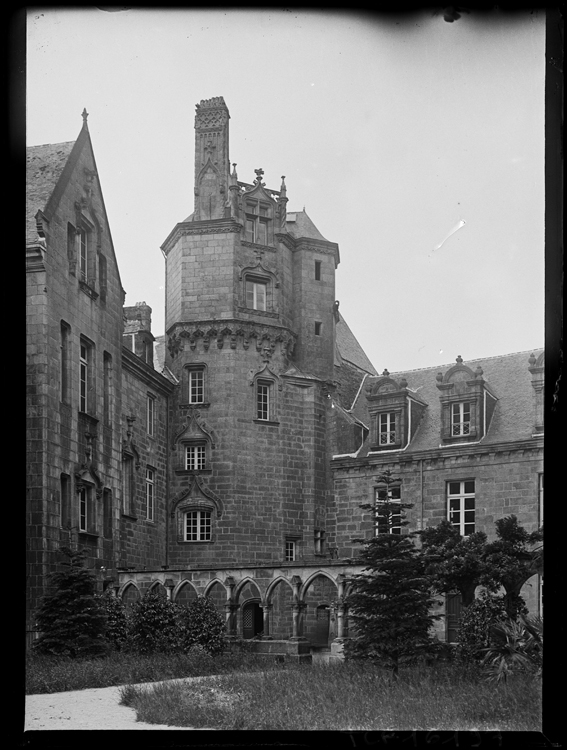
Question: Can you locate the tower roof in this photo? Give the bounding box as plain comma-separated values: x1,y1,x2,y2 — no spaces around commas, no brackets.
285,210,328,242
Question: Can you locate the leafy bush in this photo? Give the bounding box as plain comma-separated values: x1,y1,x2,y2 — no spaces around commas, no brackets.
127,591,181,654
96,590,130,651
178,596,226,656
33,547,109,658
482,615,543,683
455,591,507,664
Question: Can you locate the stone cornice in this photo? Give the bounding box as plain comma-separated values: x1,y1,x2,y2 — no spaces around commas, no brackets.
122,347,176,394
331,436,544,470
161,219,242,255
166,319,297,359
26,243,46,272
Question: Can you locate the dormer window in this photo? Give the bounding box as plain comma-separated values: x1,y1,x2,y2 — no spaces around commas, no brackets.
451,402,471,436
365,371,426,452
379,412,397,445
436,357,497,444
245,201,271,245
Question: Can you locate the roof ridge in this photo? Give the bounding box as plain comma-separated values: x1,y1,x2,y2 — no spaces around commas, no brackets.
370,348,544,377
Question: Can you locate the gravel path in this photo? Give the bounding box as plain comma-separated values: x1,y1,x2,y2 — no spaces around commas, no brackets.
24,676,218,731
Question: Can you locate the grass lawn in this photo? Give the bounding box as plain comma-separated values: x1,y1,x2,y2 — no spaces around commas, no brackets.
119,661,542,732
25,650,279,694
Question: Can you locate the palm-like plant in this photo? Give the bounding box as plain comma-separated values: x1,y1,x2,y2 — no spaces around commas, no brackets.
481,615,542,683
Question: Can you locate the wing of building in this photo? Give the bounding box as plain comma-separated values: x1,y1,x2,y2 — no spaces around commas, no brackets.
26,99,543,655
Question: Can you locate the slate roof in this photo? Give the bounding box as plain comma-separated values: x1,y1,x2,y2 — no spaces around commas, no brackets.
285,210,328,242
335,313,378,376
26,141,76,245
350,348,544,456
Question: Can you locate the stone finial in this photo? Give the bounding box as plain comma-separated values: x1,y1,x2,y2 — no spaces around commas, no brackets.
81,108,89,124
456,355,463,364
382,369,390,377
254,168,265,185
399,377,408,389
436,372,444,383
475,365,484,378
280,176,287,197
528,352,537,367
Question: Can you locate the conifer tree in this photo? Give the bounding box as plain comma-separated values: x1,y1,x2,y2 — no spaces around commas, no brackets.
33,547,109,658
345,470,439,676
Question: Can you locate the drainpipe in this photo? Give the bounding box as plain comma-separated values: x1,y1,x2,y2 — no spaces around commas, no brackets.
420,458,424,532
164,392,170,569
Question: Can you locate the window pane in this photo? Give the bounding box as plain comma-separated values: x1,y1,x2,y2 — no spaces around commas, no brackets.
464,481,475,494
258,221,267,245
256,283,266,310
449,482,461,495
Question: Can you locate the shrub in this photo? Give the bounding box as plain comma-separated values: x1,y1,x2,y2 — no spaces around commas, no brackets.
455,591,507,664
96,590,130,651
33,547,109,658
178,596,226,656
127,591,181,654
482,615,543,683
345,471,440,676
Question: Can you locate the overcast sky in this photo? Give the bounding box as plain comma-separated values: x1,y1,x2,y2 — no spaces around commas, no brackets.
26,8,545,374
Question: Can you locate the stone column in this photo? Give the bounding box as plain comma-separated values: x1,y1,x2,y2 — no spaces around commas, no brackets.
224,576,236,637
262,601,272,639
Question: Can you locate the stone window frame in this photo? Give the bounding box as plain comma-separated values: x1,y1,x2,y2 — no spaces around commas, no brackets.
239,263,280,317
284,536,300,562
60,320,71,405
75,214,98,294
451,401,472,437
145,466,156,522
102,488,113,539
185,442,207,471
244,199,273,246
371,407,404,450
121,451,138,519
314,528,326,555
175,500,216,544
77,479,96,535
183,363,208,406
146,392,156,437
184,508,212,542
447,479,476,536
79,335,95,415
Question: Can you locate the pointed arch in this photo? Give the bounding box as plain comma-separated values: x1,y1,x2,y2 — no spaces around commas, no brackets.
300,571,339,600
173,580,200,605
234,576,263,603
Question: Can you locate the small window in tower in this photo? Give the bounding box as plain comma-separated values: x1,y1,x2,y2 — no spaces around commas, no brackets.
185,443,207,471
315,260,322,281
285,538,297,562
187,367,206,404
314,321,322,336
246,279,267,311
185,510,212,542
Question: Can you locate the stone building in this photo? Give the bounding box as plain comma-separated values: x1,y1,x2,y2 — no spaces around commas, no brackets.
26,97,543,656
331,350,544,640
